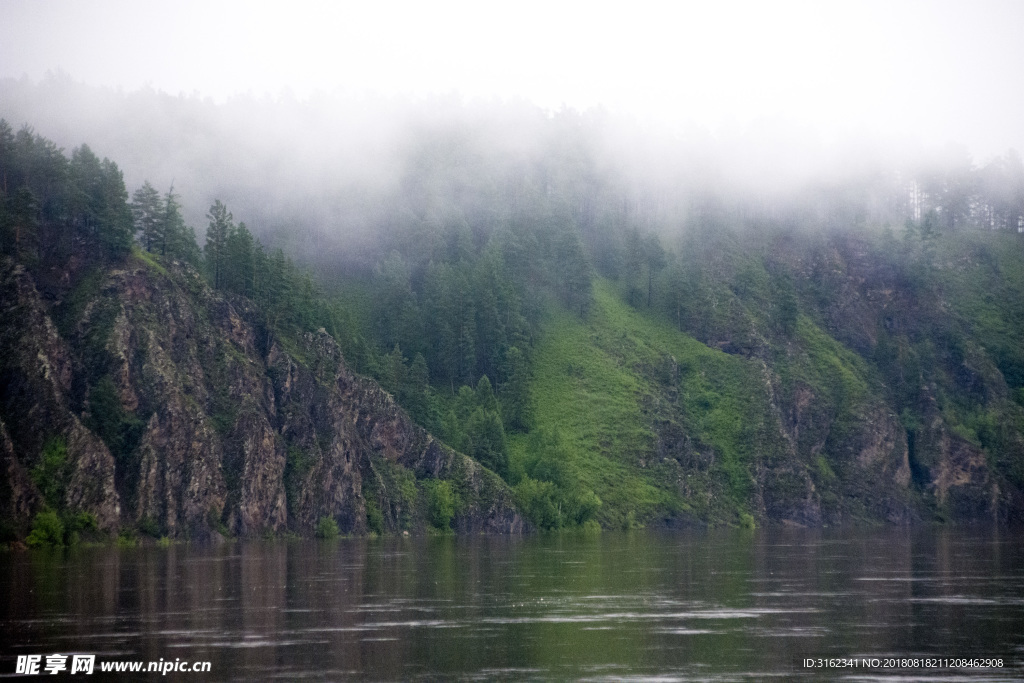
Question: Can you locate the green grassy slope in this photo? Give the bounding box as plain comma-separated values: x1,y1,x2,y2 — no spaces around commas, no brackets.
510,279,780,528
334,228,1024,529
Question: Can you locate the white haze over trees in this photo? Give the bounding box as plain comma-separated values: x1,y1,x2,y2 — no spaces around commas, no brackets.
4,0,1024,537
2,0,1023,159
1,0,1023,272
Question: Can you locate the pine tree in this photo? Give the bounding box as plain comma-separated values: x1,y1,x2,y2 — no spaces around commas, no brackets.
131,181,163,252
69,145,132,259
475,375,498,413
381,344,407,395
96,158,133,258
465,407,508,479
161,186,200,264
2,187,39,259
0,119,14,194
500,346,532,432
373,251,419,353
458,295,477,387
205,199,233,289
556,228,593,317
423,262,475,391
224,220,255,296
473,253,509,382
404,352,435,429
15,127,69,242
624,228,644,306
644,233,667,307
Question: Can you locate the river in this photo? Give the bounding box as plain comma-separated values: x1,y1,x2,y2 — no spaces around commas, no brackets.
3,527,1023,680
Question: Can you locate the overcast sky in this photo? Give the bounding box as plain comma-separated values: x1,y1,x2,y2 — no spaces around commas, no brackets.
2,0,1022,161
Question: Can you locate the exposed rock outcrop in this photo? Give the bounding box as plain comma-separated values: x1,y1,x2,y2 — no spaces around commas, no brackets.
0,256,524,538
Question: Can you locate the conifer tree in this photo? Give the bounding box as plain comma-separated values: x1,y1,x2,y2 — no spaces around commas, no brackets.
131,181,163,252
0,119,15,195
624,228,645,306
404,352,435,429
224,220,255,296
500,346,532,432
69,145,132,259
644,233,667,307
465,407,508,478
96,158,133,258
555,228,593,317
475,375,498,414
473,254,508,382
2,187,39,259
14,127,69,240
205,199,233,289
162,186,200,264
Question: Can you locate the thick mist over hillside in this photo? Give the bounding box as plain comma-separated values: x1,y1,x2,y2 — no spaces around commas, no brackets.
4,1,1024,155
3,51,1024,536
3,76,1021,286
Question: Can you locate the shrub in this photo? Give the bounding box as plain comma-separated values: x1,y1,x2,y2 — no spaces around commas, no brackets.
116,529,138,548
315,516,339,539
365,499,384,534
206,505,229,536
87,377,145,461
514,477,562,530
739,512,756,530
138,516,161,538
284,446,315,514
25,510,65,547
31,438,69,509
425,480,456,530
65,512,100,545
566,489,602,526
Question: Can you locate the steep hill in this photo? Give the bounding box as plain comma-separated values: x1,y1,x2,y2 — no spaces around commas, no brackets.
512,229,1024,528
0,252,523,541
2,111,1023,541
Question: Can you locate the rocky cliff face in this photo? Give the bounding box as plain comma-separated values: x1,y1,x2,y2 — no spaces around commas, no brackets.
656,229,1023,527
0,260,121,534
3,229,1020,539
761,232,1022,525
0,256,524,539
757,372,914,527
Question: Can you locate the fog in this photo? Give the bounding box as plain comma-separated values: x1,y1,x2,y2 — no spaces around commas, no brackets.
3,0,1023,159
2,0,1023,275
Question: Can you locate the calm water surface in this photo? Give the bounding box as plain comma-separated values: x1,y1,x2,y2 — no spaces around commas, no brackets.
3,527,1024,681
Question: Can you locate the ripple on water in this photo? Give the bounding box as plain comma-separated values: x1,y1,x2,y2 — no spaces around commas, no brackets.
361,619,462,628
170,638,318,649
905,596,1000,605
462,667,546,680
659,608,819,619
746,626,830,637
854,577,941,582
264,669,363,680
470,606,816,626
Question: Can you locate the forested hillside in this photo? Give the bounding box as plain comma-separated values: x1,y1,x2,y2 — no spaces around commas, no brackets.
0,121,523,545
2,80,1024,541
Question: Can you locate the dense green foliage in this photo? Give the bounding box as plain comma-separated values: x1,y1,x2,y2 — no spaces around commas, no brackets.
315,516,340,539
425,479,456,531
24,510,64,547
30,438,70,510
2,109,1023,533
0,120,134,264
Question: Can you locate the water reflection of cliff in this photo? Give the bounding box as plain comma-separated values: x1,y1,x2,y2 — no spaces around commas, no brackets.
3,529,1023,679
